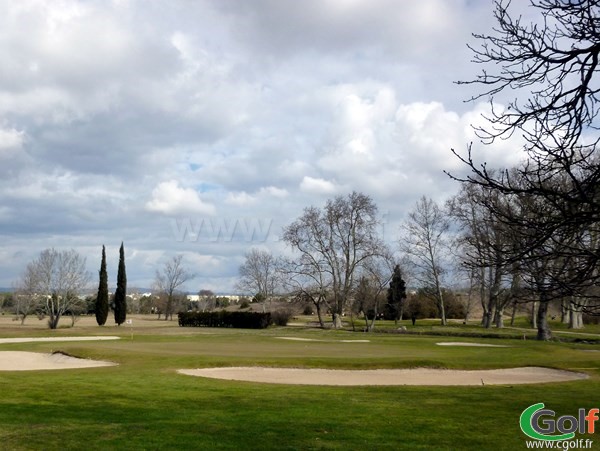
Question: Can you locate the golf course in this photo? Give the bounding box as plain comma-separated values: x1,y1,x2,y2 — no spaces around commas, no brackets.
0,315,598,450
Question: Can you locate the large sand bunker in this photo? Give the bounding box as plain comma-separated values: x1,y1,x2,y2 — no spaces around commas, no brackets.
0,351,116,371
178,366,588,386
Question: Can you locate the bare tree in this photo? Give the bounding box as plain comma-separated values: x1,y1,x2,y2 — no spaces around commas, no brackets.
283,192,384,329
13,274,40,325
154,255,195,320
236,249,279,313
197,289,216,312
401,196,450,326
21,248,90,329
447,182,515,328
451,0,600,317
359,250,396,332
279,257,329,328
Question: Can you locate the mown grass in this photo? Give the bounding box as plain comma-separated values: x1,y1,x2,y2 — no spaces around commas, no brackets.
0,315,598,450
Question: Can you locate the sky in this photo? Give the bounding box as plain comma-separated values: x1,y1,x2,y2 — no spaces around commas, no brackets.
0,0,532,293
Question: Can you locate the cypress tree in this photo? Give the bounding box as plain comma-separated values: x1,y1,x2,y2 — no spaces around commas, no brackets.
95,245,109,326
386,264,407,324
114,242,127,325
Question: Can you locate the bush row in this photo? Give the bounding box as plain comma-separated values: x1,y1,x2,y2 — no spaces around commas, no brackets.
178,311,272,329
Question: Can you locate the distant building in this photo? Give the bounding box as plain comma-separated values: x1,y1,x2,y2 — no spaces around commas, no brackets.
186,294,242,303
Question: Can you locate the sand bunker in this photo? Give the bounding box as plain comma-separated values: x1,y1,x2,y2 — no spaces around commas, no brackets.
178,366,587,386
0,336,120,344
436,342,509,348
0,351,116,371
275,337,370,343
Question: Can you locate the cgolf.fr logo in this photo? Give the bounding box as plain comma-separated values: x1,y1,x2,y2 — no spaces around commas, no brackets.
520,403,598,441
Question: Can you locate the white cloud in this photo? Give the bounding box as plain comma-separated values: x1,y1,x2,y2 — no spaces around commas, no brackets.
299,176,340,195
145,180,216,215
0,127,24,150
225,191,257,206
0,0,532,292
258,186,288,198
225,186,288,206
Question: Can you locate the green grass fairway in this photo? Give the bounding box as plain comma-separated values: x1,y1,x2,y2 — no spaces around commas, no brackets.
0,315,598,450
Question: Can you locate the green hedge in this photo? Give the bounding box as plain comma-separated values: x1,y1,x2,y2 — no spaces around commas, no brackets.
178,311,272,329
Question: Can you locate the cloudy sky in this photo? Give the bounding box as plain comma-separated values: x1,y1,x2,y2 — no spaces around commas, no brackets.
0,0,531,292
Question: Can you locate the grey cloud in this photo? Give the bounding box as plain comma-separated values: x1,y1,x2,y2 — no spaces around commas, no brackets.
0,0,527,291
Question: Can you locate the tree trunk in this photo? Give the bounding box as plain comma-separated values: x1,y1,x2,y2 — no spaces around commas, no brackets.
510,301,517,327
332,312,343,329
485,266,502,329
569,310,583,329
315,302,325,328
494,306,504,328
568,298,584,329
536,300,551,341
561,298,569,324
482,311,492,328
165,295,172,321
367,303,379,332
48,314,60,330
437,294,446,326
435,280,446,326
531,301,538,329
479,270,487,326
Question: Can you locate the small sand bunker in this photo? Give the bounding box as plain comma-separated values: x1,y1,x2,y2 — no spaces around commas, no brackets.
436,342,509,348
0,336,120,344
178,366,587,386
275,337,370,343
0,351,116,371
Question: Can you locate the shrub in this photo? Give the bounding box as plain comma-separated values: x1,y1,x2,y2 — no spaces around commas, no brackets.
271,309,293,326
404,289,466,320
302,305,314,315
239,300,250,309
178,311,272,329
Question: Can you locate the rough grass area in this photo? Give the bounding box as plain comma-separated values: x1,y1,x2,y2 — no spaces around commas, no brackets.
0,315,597,450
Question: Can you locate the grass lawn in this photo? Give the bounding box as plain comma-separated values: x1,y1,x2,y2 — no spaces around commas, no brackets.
0,315,598,450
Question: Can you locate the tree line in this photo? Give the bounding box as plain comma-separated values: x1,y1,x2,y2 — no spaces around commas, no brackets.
237,0,600,339
10,1,600,339
14,242,127,329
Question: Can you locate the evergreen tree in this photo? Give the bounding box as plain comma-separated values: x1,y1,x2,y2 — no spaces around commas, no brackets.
114,242,127,325
95,245,109,326
386,264,406,324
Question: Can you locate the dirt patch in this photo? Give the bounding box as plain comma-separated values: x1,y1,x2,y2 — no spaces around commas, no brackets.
0,351,117,371
177,366,587,386
436,342,509,348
